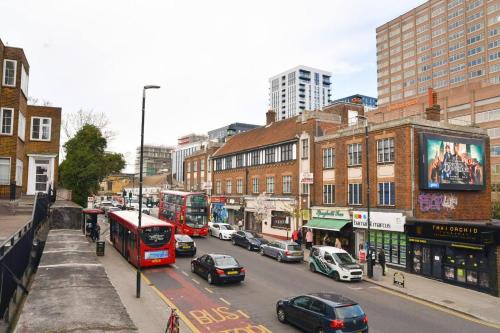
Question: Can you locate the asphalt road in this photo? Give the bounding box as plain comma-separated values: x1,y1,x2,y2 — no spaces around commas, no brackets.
145,235,500,333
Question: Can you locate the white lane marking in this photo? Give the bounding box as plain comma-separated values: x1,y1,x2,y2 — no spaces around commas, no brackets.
181,271,189,277
348,287,363,290
191,278,200,285
204,287,214,294
39,263,101,268
172,264,179,269
220,297,231,305
43,250,94,254
368,286,381,289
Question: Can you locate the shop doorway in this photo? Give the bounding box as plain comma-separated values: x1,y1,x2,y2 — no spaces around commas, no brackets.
432,246,444,279
422,245,431,276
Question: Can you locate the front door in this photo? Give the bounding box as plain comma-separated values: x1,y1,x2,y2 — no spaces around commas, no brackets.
34,159,50,192
432,246,444,279
422,245,432,276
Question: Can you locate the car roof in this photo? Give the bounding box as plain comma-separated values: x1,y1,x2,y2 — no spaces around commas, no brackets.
174,234,193,241
306,293,358,307
208,253,234,259
274,240,298,245
313,246,347,254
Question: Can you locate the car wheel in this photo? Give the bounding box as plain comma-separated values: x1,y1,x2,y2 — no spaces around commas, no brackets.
277,307,287,323
232,239,236,245
207,273,214,285
333,271,340,281
247,244,252,251
277,254,283,262
310,263,316,273
259,248,265,256
219,234,223,240
191,263,195,273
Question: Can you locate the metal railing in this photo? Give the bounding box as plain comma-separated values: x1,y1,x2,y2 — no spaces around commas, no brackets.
0,192,49,322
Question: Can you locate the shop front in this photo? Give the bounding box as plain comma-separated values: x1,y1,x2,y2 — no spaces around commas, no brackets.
244,196,297,239
210,196,227,223
306,207,353,255
225,196,245,225
406,220,500,296
353,211,406,266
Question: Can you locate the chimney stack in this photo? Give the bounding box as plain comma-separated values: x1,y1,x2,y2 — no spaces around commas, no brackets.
266,110,276,125
425,88,441,121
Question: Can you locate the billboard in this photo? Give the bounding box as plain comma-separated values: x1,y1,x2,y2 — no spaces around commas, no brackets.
420,133,485,191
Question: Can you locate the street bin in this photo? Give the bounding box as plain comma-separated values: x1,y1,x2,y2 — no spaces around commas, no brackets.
96,241,105,256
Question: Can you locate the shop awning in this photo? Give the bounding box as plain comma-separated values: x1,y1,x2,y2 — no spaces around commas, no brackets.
305,219,351,231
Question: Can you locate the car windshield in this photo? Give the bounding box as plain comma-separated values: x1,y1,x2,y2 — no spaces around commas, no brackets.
333,253,356,265
334,305,364,319
220,225,233,230
287,245,301,251
214,256,239,268
245,231,260,238
186,213,207,228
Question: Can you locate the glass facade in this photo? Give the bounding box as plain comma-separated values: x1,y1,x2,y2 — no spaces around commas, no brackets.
369,230,406,266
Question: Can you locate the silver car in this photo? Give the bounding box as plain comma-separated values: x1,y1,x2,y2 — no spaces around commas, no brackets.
259,240,303,263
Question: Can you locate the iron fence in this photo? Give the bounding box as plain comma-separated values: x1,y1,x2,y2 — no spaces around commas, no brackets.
0,192,49,321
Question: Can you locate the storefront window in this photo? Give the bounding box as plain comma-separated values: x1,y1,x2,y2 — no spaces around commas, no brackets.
479,272,489,288
413,244,422,274
457,268,466,283
466,271,478,285
369,230,406,266
444,266,455,280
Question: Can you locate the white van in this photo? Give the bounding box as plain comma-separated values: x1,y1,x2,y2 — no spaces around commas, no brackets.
308,246,363,281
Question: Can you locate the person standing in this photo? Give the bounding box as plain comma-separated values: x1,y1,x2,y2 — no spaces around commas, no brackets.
305,229,313,249
297,229,303,247
292,229,299,243
378,248,386,276
237,219,243,231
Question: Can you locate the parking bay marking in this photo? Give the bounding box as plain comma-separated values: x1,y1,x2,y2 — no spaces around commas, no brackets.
220,297,231,305
205,287,214,294
192,278,200,285
181,271,189,277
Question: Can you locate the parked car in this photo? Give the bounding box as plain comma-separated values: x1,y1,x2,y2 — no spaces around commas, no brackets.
175,234,196,256
309,246,363,282
191,254,245,284
231,230,269,251
209,223,236,240
260,240,303,262
276,293,368,333
106,206,122,217
99,201,114,215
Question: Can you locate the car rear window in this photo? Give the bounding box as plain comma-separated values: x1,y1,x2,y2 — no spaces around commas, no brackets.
334,305,364,319
214,256,239,267
287,245,301,251
220,225,234,230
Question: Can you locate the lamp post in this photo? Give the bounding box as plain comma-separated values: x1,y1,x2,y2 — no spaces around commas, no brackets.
357,115,372,278
137,85,160,298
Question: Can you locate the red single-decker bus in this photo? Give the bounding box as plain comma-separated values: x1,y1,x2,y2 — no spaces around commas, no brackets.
109,210,175,267
159,190,209,237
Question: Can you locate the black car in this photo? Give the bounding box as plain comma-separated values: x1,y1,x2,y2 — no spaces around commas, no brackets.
175,234,196,256
276,293,368,333
231,230,269,251
191,254,245,284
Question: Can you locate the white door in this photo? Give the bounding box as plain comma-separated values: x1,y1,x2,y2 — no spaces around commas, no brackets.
27,156,55,195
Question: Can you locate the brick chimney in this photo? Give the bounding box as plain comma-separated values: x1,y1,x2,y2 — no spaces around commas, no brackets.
425,88,441,121
266,110,276,125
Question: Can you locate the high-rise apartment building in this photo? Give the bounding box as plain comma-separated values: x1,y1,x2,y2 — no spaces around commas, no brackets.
135,145,173,177
373,0,500,191
331,94,378,112
269,66,332,121
207,123,261,143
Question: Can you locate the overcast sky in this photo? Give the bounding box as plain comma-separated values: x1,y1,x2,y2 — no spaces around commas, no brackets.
1,0,423,172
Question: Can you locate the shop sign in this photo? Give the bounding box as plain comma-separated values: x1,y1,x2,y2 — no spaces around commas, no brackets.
311,208,350,220
353,211,405,232
300,172,314,184
210,196,226,203
202,181,212,190
301,209,310,220
413,223,493,244
271,211,290,230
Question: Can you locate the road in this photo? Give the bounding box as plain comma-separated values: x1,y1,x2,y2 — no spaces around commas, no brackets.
145,235,500,333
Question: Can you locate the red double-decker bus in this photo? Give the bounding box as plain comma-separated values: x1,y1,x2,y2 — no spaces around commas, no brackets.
158,190,209,236
109,210,175,267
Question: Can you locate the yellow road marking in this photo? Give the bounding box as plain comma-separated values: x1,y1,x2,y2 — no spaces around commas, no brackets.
375,287,500,330
142,274,202,333
191,278,200,285
204,287,214,294
220,297,231,305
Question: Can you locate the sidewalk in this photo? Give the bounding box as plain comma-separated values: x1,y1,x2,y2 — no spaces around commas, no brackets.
365,266,500,326
261,234,500,326
98,224,193,333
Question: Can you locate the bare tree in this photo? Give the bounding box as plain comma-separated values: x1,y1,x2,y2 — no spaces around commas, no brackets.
283,199,301,230
62,109,116,142
28,96,53,106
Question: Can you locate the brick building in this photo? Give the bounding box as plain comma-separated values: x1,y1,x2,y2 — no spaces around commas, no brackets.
0,38,61,197
184,143,222,193
210,103,363,237
314,104,499,296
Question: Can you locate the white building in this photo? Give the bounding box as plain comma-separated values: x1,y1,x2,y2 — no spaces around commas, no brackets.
269,65,332,121
171,134,208,183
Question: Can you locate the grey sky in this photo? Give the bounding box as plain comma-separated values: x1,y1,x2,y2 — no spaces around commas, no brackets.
1,0,423,172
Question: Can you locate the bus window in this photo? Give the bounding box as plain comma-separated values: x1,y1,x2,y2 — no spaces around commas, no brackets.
185,213,207,228
187,195,208,208
140,226,172,248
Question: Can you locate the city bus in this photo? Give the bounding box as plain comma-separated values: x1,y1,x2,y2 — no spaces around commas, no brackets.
158,190,209,236
109,210,176,268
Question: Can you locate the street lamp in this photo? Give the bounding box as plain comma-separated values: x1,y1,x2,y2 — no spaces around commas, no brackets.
137,84,160,298
357,115,373,278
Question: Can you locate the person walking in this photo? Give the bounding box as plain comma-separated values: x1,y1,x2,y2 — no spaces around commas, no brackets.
378,248,386,276
305,229,313,250
297,229,303,247
292,229,299,243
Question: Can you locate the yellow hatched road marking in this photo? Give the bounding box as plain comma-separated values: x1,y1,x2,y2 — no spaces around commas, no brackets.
375,287,500,330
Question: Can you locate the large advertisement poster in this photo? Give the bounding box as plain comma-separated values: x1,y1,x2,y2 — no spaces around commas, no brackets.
420,133,485,191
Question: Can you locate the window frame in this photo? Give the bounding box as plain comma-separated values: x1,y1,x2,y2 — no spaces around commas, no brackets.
266,176,275,194
265,147,275,164
3,59,17,87
281,143,294,161
0,108,14,135
378,182,396,206
0,157,11,185
323,147,335,169
348,183,363,205
15,158,23,186
347,143,362,166
236,179,243,194
377,138,395,163
252,178,260,194
282,175,292,194
30,116,52,141
301,139,309,159
323,184,335,204
226,180,232,194
17,111,25,141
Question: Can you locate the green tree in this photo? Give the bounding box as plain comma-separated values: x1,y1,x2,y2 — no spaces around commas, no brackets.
59,124,125,206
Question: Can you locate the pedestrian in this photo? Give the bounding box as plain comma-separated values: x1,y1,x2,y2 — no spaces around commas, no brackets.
335,237,342,249
297,229,303,247
237,219,243,231
378,248,386,276
305,229,313,250
292,229,299,243
323,234,331,246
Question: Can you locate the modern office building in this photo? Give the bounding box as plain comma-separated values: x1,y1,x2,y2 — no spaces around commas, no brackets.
269,66,332,121
134,145,173,177
208,123,261,143
171,134,208,182
331,94,378,112
372,0,500,194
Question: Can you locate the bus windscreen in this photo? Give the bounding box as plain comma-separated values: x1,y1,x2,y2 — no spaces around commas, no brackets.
140,226,172,248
